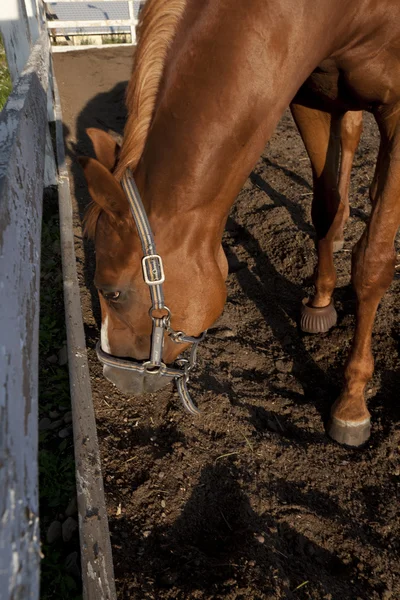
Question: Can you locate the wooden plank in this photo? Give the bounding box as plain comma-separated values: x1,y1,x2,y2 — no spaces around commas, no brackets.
53,77,117,600
47,19,138,29
0,30,51,600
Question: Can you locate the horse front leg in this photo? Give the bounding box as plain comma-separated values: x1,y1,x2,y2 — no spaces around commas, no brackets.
328,106,400,446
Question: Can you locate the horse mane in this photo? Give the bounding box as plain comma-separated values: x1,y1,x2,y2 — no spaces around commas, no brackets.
114,0,187,179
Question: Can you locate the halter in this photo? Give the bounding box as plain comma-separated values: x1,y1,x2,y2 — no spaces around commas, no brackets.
95,169,206,415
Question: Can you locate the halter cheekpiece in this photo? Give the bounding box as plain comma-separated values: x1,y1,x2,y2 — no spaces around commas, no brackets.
95,169,206,415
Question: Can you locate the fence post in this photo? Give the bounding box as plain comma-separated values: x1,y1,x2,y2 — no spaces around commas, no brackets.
1,0,57,186
0,0,32,83
128,0,136,44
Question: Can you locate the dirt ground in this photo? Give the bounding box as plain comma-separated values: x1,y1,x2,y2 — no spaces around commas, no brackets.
54,47,400,600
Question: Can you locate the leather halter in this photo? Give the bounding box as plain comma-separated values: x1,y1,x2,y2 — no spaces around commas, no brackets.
95,169,206,415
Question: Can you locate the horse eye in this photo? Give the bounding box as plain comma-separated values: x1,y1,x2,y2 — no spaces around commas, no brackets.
101,290,121,302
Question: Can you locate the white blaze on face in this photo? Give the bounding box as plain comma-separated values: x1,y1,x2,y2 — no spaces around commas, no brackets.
101,315,111,353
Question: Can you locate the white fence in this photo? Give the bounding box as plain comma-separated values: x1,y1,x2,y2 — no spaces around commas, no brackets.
0,0,118,598
45,0,144,50
0,2,51,597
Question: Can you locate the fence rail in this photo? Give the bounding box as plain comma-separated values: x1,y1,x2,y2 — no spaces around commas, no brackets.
0,28,50,600
47,18,138,28
44,0,144,48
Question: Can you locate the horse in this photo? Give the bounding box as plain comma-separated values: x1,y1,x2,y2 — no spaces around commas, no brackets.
79,0,400,447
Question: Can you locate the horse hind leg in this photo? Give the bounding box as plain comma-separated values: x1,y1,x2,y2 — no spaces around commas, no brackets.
333,110,363,251
328,105,400,446
291,103,344,333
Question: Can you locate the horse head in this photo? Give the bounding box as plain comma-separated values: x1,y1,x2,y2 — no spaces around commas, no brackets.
79,128,228,397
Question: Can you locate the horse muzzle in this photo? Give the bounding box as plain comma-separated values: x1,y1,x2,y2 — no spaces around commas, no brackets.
103,363,172,394
95,342,202,415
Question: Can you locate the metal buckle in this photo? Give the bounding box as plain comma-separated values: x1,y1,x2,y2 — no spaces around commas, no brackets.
142,254,165,286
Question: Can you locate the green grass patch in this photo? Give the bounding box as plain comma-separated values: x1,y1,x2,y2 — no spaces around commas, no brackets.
0,34,12,111
102,33,130,44
39,188,81,600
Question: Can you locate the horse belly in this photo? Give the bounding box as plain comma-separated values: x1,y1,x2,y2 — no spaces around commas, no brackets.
294,61,365,112
343,52,400,107
296,51,400,113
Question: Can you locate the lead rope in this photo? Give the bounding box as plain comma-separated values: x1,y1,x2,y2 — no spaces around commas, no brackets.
121,170,205,415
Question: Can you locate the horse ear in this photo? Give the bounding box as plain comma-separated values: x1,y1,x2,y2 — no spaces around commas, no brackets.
78,156,128,219
86,128,120,172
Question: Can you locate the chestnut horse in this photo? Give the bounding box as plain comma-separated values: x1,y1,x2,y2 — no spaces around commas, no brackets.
80,0,400,446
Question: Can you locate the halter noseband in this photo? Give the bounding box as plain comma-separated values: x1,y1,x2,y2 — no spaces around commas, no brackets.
95,169,206,415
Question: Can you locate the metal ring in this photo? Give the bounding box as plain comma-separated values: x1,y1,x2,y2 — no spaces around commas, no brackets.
142,360,165,374
169,330,184,343
149,306,171,321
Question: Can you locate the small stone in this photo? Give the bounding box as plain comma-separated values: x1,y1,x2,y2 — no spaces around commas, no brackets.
58,345,68,366
215,327,236,339
65,552,80,579
255,535,265,544
143,530,151,538
158,472,165,479
47,354,58,364
62,517,78,542
63,411,73,424
46,520,62,544
39,418,52,431
161,500,166,508
275,359,293,373
48,419,63,430
65,497,77,517
59,427,72,439
49,411,60,419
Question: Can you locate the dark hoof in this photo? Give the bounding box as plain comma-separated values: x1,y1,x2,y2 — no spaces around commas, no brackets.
333,239,344,253
327,416,371,447
300,298,337,334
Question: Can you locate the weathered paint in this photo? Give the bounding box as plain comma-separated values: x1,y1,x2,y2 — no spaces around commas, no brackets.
0,31,51,600
0,0,56,186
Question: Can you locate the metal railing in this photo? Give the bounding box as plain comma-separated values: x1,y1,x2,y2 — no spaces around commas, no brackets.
44,0,145,51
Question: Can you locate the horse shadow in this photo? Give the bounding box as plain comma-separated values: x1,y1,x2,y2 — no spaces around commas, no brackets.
222,214,341,424
64,80,129,331
108,459,378,599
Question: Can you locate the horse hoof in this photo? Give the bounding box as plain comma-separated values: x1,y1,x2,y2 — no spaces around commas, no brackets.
300,298,337,333
333,239,344,253
327,416,371,447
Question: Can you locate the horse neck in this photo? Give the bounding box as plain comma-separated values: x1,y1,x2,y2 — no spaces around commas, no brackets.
133,0,349,244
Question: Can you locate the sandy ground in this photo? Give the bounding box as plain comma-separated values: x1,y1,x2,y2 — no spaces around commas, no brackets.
54,47,400,600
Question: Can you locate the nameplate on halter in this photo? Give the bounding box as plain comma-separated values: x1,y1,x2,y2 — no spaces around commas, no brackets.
142,254,165,286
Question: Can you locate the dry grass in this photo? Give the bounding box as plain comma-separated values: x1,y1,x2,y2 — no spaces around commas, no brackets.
0,34,12,111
